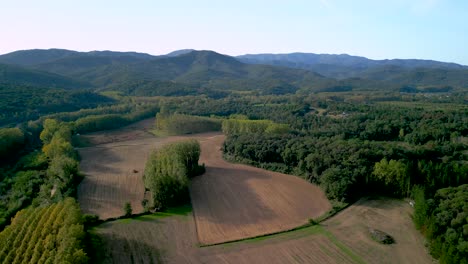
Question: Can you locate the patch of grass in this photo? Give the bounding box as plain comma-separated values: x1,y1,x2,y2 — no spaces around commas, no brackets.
212,224,324,248
318,226,366,264
133,204,192,222
115,218,133,224
210,223,365,263
314,200,350,223
164,204,192,215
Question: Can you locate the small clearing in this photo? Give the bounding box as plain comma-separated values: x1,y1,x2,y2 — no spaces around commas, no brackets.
323,197,434,264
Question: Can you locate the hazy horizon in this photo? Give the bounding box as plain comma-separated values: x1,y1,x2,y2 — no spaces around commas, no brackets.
1,0,467,64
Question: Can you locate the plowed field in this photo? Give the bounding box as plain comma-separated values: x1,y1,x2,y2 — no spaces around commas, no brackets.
192,135,331,245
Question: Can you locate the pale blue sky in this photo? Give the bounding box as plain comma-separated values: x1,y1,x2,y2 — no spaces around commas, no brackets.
1,0,467,64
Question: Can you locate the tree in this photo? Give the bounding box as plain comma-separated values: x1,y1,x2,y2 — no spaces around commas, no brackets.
123,202,132,217
144,140,202,209
0,128,24,159
373,158,409,196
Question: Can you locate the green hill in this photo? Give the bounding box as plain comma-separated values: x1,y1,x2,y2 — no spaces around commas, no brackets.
0,63,90,89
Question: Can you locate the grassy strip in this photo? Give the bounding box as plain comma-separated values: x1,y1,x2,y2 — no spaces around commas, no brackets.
204,223,323,248
85,204,192,226
199,199,352,247
318,226,367,264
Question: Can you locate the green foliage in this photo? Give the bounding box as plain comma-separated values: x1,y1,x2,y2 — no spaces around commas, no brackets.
373,158,410,196
144,140,202,209
155,112,221,135
0,198,88,263
72,104,159,134
35,119,81,205
0,83,113,126
123,202,132,217
412,186,428,229
0,128,24,159
46,156,80,199
222,118,289,135
41,119,76,160
414,185,468,264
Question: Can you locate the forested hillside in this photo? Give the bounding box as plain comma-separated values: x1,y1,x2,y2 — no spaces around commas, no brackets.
0,47,467,263
0,83,114,126
0,63,89,89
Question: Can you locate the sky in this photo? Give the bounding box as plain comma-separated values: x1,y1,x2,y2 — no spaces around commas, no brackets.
1,0,467,64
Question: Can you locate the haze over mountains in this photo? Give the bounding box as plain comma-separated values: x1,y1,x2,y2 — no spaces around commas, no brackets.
1,48,467,96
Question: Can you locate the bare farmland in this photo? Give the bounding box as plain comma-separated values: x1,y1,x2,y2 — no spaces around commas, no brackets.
77,119,201,219
93,207,361,264
191,135,331,245
324,197,434,264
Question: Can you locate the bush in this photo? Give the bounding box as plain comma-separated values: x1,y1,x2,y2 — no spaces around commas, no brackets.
123,202,132,217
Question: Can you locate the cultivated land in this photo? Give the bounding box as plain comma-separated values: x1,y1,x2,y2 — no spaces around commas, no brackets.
93,198,432,263
93,206,362,264
77,119,206,219
324,197,434,264
79,119,432,264
192,135,331,245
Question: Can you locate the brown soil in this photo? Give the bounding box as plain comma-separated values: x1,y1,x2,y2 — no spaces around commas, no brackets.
77,119,217,219
77,118,156,146
191,135,331,245
94,211,358,264
323,197,434,264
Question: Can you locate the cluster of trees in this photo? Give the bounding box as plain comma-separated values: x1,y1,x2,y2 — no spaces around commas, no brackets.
222,118,289,135
155,112,221,135
413,185,468,264
0,128,24,160
143,140,203,209
218,96,467,262
0,152,48,228
0,118,83,228
223,126,467,202
0,198,88,263
36,119,81,203
72,104,160,134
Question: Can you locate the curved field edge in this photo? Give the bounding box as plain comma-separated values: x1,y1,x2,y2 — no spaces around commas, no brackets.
89,204,365,264
191,135,331,245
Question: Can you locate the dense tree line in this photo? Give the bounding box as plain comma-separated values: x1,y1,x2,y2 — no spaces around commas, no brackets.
0,118,82,228
219,98,467,262
72,104,159,134
0,152,48,228
413,185,468,264
143,140,203,209
0,198,88,263
155,112,221,135
222,118,289,135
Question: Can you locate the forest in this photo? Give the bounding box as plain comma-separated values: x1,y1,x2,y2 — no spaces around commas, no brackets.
0,86,466,262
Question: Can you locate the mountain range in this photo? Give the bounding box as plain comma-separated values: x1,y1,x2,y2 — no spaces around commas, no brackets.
0,48,467,96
